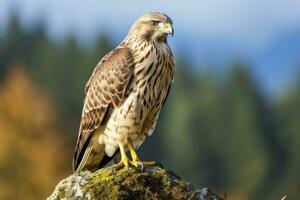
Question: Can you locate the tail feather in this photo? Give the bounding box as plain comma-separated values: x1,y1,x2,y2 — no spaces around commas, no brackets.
74,125,123,172
75,135,107,172
74,134,120,172
75,142,94,172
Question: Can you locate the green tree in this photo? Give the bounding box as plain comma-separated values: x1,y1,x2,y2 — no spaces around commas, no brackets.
273,74,300,199
219,64,270,198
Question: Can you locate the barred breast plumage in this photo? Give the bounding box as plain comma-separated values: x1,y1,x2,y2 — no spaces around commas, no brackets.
101,40,174,157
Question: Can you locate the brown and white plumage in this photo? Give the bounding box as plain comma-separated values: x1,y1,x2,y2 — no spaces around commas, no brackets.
73,12,175,172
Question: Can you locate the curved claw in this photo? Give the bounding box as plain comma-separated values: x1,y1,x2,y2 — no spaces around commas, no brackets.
135,161,144,171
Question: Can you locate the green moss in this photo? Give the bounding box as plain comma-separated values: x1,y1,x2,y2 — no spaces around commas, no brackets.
83,166,197,200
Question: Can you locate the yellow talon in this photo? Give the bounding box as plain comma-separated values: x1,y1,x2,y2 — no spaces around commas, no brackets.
128,139,158,168
113,139,159,171
140,161,157,166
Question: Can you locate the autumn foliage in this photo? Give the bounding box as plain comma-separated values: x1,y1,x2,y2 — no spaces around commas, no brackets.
0,66,70,200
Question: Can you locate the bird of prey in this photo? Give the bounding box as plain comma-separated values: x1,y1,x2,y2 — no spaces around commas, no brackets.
73,12,175,172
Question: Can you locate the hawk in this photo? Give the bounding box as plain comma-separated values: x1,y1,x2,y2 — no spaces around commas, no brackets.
73,12,175,172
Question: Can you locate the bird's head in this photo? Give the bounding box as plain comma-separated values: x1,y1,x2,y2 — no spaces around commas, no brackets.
128,12,174,43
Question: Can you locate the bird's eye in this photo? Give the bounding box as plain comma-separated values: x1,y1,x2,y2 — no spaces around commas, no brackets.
150,21,159,26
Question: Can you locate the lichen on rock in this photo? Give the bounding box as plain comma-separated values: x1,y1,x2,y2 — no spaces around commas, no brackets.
47,166,223,200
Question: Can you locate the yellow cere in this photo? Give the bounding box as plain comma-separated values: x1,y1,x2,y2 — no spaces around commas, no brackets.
165,23,171,28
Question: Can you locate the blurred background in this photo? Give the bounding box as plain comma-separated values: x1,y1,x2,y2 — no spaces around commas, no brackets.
0,0,300,199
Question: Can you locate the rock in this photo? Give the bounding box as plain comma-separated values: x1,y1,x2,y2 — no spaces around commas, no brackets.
47,166,223,200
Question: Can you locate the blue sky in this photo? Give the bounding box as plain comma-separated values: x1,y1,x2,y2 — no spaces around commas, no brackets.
1,0,300,95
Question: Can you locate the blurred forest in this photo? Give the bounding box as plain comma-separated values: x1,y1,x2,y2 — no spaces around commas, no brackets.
0,14,300,200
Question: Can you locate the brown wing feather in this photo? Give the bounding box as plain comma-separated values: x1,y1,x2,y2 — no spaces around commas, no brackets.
73,47,135,170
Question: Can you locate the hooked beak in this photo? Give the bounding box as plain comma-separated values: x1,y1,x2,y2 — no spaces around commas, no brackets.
159,22,174,37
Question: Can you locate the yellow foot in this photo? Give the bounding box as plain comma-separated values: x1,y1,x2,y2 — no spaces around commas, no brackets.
139,161,157,167
113,140,162,172
113,158,143,171
113,160,159,171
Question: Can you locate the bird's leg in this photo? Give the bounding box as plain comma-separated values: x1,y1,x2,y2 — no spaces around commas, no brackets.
113,143,130,170
113,139,158,171
127,139,140,162
127,138,157,169
113,141,144,170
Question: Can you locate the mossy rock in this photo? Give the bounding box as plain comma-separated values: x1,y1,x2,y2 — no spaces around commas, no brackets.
47,166,223,200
